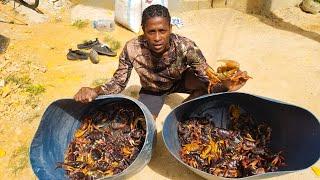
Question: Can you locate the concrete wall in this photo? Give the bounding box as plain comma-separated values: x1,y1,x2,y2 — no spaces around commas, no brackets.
168,0,212,12
169,0,303,14
268,0,302,10
70,0,304,15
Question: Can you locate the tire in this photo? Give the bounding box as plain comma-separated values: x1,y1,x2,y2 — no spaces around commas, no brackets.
16,0,39,9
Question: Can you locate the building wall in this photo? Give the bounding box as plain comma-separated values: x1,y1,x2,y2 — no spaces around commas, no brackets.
168,0,303,14
72,0,303,14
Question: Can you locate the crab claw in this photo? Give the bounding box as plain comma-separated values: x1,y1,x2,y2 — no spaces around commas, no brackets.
130,116,146,130
74,118,92,138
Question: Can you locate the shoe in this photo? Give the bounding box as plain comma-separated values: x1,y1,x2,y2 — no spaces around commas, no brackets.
92,44,117,57
67,49,88,60
77,38,100,50
89,49,99,64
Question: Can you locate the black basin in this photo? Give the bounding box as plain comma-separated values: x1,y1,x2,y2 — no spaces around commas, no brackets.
30,95,156,180
163,92,320,179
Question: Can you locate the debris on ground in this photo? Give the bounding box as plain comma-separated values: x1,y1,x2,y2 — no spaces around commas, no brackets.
171,16,184,28
300,0,320,14
0,148,6,158
0,34,10,54
311,166,320,176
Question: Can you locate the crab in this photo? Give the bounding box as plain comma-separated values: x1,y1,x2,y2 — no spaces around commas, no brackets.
177,104,285,178
205,60,251,93
57,103,147,179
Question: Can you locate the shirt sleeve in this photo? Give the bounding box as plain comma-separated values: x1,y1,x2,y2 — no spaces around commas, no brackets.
101,43,133,94
184,40,210,83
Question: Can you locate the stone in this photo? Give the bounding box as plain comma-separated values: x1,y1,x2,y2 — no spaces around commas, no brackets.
0,35,10,54
301,0,320,14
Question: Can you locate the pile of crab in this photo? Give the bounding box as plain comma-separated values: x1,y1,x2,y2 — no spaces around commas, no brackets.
178,105,285,178
56,103,146,179
206,60,251,93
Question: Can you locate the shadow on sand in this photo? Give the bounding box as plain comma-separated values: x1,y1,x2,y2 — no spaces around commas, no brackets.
246,0,320,43
122,85,203,179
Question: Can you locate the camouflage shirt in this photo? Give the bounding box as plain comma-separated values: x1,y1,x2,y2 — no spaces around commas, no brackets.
101,33,210,94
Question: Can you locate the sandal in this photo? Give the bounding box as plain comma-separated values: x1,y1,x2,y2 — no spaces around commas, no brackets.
77,38,100,50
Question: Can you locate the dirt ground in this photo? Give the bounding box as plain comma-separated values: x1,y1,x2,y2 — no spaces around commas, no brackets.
0,2,320,180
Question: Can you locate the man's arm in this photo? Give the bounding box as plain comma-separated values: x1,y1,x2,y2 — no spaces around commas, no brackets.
74,44,133,103
99,44,133,95
184,41,212,85
184,41,235,93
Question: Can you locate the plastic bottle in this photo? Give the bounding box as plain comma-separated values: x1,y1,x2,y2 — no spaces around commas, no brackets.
92,19,115,32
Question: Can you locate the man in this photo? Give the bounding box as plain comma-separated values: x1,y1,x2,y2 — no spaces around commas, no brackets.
74,5,246,118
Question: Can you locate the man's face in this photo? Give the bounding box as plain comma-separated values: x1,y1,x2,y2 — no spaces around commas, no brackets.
143,16,172,55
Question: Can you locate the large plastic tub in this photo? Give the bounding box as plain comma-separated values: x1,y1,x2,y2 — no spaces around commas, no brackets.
30,95,156,180
163,92,320,179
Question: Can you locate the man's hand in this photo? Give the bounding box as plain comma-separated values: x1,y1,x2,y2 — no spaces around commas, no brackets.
74,87,100,103
208,72,250,93
221,78,247,92
208,79,246,93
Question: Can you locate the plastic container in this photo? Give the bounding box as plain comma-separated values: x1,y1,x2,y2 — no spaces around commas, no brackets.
163,92,320,179
30,95,156,180
92,19,115,32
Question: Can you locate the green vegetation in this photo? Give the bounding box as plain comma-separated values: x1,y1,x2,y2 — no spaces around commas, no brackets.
25,95,40,109
5,75,31,87
91,77,110,87
130,91,138,98
104,34,121,51
72,19,89,29
26,84,46,95
25,112,41,123
4,75,45,95
9,144,29,175
4,74,45,108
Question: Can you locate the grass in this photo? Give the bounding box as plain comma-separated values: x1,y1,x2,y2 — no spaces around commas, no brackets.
4,74,44,108
25,84,45,109
104,34,121,51
24,112,41,123
25,95,40,109
91,77,110,87
26,84,46,96
130,91,138,98
314,0,320,3
5,75,31,87
72,19,89,29
9,144,29,175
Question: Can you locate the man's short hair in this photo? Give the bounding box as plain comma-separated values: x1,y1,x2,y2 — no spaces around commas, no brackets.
141,4,171,28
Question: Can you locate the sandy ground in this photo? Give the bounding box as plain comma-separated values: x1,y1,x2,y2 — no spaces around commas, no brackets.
0,3,320,180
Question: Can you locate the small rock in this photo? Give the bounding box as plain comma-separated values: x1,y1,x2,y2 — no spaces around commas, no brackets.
301,0,320,14
0,35,10,54
4,54,10,60
31,64,47,73
54,16,62,22
15,127,22,135
54,1,63,8
0,148,6,158
1,85,11,98
0,79,5,87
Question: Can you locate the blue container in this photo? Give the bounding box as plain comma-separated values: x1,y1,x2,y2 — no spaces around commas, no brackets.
163,92,320,179
30,95,156,180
